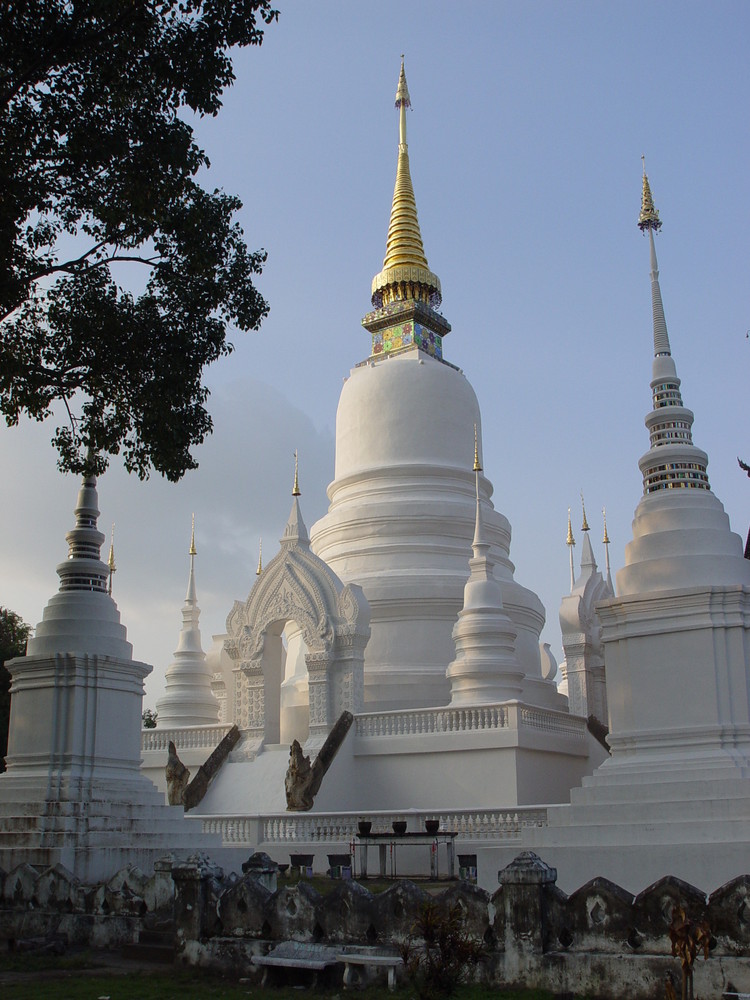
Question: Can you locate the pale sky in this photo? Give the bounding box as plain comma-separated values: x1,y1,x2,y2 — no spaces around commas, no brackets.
1,1,748,708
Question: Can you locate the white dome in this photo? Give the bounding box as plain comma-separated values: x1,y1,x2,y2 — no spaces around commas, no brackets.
334,351,481,479
312,349,554,711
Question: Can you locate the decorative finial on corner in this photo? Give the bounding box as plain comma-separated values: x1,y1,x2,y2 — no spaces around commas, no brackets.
602,506,613,590
566,508,576,592
473,423,482,473
638,156,662,232
395,55,411,110
566,508,575,547
107,523,116,595
292,450,301,497
189,513,197,556
580,492,590,532
256,538,263,576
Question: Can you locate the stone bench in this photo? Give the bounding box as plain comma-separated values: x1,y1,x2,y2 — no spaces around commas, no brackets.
336,948,403,991
252,941,339,987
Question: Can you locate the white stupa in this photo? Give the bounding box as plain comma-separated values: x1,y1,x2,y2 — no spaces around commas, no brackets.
141,63,605,848
0,473,220,880
525,165,750,892
309,59,560,715
155,517,220,727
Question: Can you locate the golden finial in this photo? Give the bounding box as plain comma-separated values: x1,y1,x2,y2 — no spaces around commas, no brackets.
638,156,662,232
580,492,590,531
189,513,197,556
292,450,301,496
107,523,116,595
395,54,411,110
256,538,263,576
566,508,575,546
473,424,482,473
602,507,610,545
370,58,442,310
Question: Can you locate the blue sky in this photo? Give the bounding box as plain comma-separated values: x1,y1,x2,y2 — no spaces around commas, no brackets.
1,1,748,705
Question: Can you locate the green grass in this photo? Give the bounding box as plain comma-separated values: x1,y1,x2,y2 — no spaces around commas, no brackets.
0,957,560,1000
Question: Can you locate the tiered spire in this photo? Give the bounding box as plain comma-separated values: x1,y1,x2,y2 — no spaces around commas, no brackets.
362,58,451,361
59,473,109,593
107,523,116,595
155,516,219,727
446,446,524,705
637,162,710,495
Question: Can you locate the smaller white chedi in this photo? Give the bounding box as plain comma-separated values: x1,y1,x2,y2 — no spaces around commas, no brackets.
525,165,750,893
155,517,220,727
0,472,220,881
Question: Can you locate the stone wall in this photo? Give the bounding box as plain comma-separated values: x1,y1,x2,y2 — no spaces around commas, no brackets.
0,857,174,951
1,851,749,998
172,851,750,997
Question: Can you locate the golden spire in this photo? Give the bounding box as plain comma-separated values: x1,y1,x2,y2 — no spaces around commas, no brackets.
107,523,116,596
602,507,610,545
189,513,197,556
473,424,482,473
638,156,662,232
256,538,263,576
580,492,590,532
292,450,301,496
566,509,575,547
371,57,442,309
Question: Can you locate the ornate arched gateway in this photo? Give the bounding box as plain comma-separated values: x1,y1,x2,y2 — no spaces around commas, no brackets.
225,499,370,753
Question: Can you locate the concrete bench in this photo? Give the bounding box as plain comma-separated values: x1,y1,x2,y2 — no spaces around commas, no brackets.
253,941,339,987
336,949,403,991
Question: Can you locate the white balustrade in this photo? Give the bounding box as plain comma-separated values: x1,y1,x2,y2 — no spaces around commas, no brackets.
141,723,233,753
198,807,549,846
355,704,509,738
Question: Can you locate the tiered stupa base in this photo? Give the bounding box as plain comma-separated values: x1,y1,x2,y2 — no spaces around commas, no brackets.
0,773,221,882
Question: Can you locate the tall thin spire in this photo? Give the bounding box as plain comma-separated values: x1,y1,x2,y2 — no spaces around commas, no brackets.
362,59,451,363
473,423,482,473
566,508,576,592
256,538,263,576
292,449,301,497
107,523,116,596
155,513,219,727
371,57,441,310
636,163,710,495
602,507,613,593
186,514,197,603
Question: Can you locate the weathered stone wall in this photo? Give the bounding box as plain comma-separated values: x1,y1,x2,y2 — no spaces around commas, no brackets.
172,852,750,997
1,850,749,999
0,857,174,951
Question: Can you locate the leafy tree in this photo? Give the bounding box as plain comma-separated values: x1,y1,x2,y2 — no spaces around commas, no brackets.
0,1,278,481
0,607,33,772
400,901,485,998
142,707,158,729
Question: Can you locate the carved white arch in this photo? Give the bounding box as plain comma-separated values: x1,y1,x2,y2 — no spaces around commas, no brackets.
225,518,370,750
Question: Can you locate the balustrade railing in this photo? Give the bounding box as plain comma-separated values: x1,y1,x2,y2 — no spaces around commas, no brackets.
141,724,233,753
355,704,508,738
198,807,549,846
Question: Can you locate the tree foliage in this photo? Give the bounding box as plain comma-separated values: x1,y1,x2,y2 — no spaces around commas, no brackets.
400,901,485,998
0,1,278,480
0,607,33,772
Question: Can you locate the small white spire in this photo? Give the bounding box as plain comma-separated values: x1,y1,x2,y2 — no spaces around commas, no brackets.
566,508,576,592
156,513,219,727
602,507,613,593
